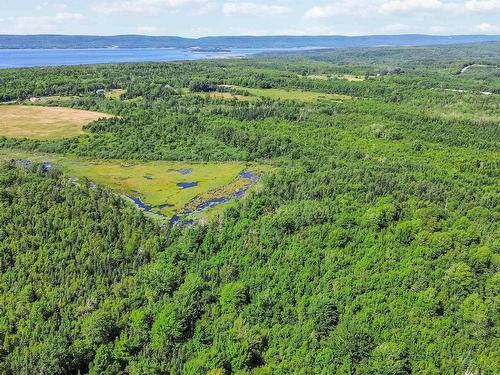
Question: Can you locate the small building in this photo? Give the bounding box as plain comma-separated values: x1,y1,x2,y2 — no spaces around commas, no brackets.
96,89,105,96
29,97,42,103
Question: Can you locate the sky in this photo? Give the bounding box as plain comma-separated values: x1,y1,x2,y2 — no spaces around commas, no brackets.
0,0,499,37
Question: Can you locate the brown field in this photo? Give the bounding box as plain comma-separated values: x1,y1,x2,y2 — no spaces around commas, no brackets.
0,105,112,139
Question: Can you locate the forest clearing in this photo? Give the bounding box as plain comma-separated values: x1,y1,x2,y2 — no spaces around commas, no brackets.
0,105,112,139
0,148,267,219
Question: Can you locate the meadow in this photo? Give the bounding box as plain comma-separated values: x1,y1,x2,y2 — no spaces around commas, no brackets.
306,74,365,81
236,86,353,102
0,148,263,218
204,91,253,101
105,89,127,100
191,86,352,102
61,159,248,217
0,105,112,139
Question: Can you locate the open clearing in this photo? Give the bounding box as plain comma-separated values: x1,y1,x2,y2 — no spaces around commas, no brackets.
304,74,330,81
335,74,365,82
0,105,112,139
61,160,247,217
0,149,269,218
189,87,352,102
305,74,365,82
205,92,253,101
105,89,127,99
236,87,352,102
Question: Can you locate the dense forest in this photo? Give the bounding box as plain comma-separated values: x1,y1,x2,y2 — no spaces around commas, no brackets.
0,43,499,374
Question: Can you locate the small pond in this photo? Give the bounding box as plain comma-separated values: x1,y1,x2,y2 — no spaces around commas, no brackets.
177,181,199,189
126,170,260,227
240,170,258,180
126,196,173,216
168,168,193,175
185,171,259,214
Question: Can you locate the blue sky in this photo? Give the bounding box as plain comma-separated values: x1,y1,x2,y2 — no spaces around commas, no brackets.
1,0,499,36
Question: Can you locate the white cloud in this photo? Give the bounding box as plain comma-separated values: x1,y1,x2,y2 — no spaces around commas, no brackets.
304,4,349,19
380,0,452,14
305,0,381,18
92,0,208,14
305,0,500,19
430,25,447,33
476,22,500,32
10,13,84,33
223,2,291,16
382,23,409,32
465,0,500,11
136,25,161,34
35,2,68,12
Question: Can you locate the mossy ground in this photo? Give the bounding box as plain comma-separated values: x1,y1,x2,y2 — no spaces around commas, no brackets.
0,149,270,218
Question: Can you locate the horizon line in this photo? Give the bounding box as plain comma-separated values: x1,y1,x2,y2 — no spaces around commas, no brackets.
2,33,500,38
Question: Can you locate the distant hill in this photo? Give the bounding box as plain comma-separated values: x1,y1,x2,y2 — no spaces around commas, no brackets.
1,34,500,49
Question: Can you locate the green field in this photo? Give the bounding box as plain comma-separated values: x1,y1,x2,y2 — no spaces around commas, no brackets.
306,74,365,82
237,86,352,102
0,149,267,218
191,87,351,102
305,74,330,80
204,91,254,101
105,89,127,99
0,105,112,139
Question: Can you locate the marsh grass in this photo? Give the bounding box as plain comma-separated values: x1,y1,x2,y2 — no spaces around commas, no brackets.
0,149,268,217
